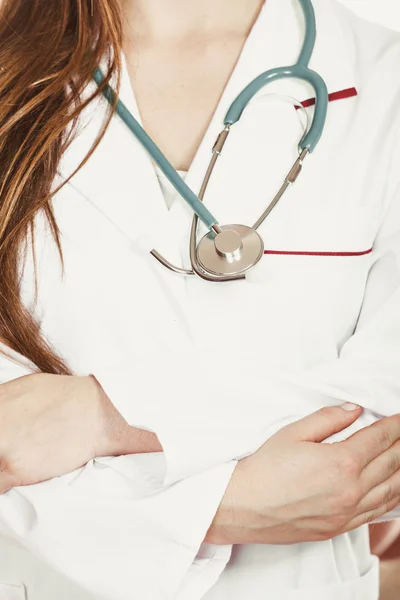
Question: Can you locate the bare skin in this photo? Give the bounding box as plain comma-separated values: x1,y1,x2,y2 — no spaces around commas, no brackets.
1,377,399,591
121,0,265,171
0,374,162,491
120,0,400,591
1,374,400,549
206,408,400,544
1,0,399,594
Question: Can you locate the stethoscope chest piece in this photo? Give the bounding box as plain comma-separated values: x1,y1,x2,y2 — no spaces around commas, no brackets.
196,224,264,277
95,0,327,283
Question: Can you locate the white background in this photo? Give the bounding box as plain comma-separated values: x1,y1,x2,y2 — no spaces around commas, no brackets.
338,0,400,31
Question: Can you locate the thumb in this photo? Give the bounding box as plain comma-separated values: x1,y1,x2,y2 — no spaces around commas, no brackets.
284,403,362,443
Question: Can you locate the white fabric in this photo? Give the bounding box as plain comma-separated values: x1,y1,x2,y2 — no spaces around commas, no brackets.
0,0,400,598
154,165,188,210
0,583,26,600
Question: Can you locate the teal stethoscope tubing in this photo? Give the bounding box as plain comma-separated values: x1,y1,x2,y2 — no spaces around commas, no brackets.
92,72,220,231
93,0,328,232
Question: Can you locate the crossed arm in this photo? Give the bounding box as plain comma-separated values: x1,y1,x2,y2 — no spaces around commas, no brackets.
0,153,400,598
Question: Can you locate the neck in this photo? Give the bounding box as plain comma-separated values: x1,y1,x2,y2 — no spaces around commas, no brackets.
121,0,265,41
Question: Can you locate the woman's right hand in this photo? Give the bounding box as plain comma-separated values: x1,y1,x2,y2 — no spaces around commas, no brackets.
207,404,400,545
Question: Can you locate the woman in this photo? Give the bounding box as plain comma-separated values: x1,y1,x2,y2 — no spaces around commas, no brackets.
1,0,400,598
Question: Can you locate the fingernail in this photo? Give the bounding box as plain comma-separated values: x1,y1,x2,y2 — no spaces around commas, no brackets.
341,402,360,411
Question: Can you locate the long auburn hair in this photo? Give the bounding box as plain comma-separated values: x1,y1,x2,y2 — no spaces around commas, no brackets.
0,0,122,374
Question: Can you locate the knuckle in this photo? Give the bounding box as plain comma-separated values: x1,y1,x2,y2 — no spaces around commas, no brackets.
361,510,379,526
379,484,394,507
330,514,349,530
387,450,400,474
359,497,400,527
375,425,394,450
337,450,361,477
312,529,333,542
321,515,349,538
387,454,399,476
337,485,363,511
317,407,340,422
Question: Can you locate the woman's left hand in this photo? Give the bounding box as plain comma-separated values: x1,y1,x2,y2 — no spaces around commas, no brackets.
0,373,137,493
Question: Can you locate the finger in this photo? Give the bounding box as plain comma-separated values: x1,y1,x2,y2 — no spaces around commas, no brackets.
342,414,400,470
349,495,400,530
282,404,362,443
357,469,400,515
360,439,400,491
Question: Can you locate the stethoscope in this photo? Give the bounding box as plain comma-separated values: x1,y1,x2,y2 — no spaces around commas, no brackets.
94,0,328,282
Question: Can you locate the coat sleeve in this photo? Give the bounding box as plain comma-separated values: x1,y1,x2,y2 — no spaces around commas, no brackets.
0,349,236,599
94,166,400,487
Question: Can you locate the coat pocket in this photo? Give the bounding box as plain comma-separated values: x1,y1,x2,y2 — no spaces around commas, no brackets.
202,553,379,600
288,555,380,600
0,583,26,600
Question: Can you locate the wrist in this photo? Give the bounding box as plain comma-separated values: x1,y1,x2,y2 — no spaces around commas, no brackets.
206,456,277,546
87,375,162,457
85,374,122,456
206,461,245,545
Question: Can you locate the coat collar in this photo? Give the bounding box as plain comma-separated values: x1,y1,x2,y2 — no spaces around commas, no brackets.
58,0,357,253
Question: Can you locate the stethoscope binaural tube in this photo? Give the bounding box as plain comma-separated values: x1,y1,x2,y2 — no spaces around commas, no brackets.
92,68,221,234
187,0,328,282
224,0,328,154
94,0,329,282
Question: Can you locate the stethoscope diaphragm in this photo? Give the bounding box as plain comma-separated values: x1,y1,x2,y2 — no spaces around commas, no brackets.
196,225,264,277
94,0,328,283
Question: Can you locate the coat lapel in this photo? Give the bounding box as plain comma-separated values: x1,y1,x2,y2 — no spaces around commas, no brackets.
59,0,357,261
172,0,359,263
58,56,170,252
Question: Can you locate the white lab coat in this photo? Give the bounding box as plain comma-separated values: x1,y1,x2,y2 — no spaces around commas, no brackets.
1,0,400,598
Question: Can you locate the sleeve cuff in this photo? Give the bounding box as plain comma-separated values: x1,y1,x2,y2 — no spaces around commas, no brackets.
93,360,266,485
0,458,237,599
92,352,386,486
